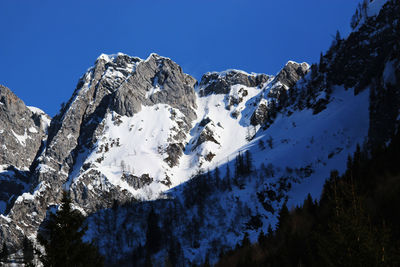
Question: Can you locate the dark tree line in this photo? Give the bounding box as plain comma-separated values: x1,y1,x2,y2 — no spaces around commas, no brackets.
216,130,400,266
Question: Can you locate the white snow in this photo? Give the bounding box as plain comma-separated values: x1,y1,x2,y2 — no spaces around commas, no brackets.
18,192,35,201
68,104,191,199
11,129,29,146
36,163,56,173
97,53,118,63
15,181,49,204
28,105,51,130
188,84,262,170
211,69,256,77
27,106,46,115
0,214,11,223
0,165,8,172
28,126,38,133
286,60,310,68
147,87,162,97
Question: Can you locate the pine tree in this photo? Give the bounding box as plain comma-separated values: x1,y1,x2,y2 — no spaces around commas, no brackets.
267,224,274,238
234,151,245,178
257,230,267,247
241,232,251,248
145,208,162,254
214,166,220,189
167,238,182,267
335,30,341,43
244,150,253,174
277,203,290,231
267,136,273,149
203,254,211,267
225,164,232,191
23,237,34,266
0,241,8,263
258,139,265,150
37,191,103,267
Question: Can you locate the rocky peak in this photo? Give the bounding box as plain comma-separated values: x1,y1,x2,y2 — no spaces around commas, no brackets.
198,70,270,96
274,61,310,89
0,85,50,170
111,53,197,123
249,61,310,127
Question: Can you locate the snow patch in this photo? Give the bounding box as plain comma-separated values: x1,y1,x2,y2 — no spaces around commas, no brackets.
11,129,29,146
69,104,189,199
28,126,38,134
0,214,11,223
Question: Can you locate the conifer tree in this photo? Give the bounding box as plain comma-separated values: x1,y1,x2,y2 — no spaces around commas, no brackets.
225,164,232,191
0,241,8,263
277,203,290,231
267,224,274,238
335,30,341,43
214,166,220,189
241,232,250,248
257,230,267,247
38,191,103,267
245,150,253,174
145,208,162,254
23,236,34,266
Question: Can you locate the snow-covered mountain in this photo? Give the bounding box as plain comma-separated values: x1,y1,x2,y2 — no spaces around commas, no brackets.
0,0,399,265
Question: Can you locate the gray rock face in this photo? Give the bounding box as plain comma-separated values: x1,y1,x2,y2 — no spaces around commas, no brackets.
274,61,310,89
193,125,220,151
112,54,197,126
0,167,30,214
199,70,269,96
69,169,135,212
121,173,153,190
250,102,269,126
250,61,310,126
0,85,49,170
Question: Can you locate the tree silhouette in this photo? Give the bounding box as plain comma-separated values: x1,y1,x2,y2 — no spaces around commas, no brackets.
0,241,8,263
145,208,162,254
38,191,103,267
23,237,34,266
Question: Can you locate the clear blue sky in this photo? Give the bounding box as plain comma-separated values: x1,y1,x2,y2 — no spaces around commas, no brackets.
0,0,359,116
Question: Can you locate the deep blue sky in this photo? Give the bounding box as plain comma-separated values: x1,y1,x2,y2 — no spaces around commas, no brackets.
0,0,359,116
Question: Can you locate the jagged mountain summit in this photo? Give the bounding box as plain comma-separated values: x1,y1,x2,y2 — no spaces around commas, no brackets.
0,0,399,265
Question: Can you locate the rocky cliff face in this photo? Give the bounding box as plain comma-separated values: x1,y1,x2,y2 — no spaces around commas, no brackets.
199,70,270,96
0,85,49,170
